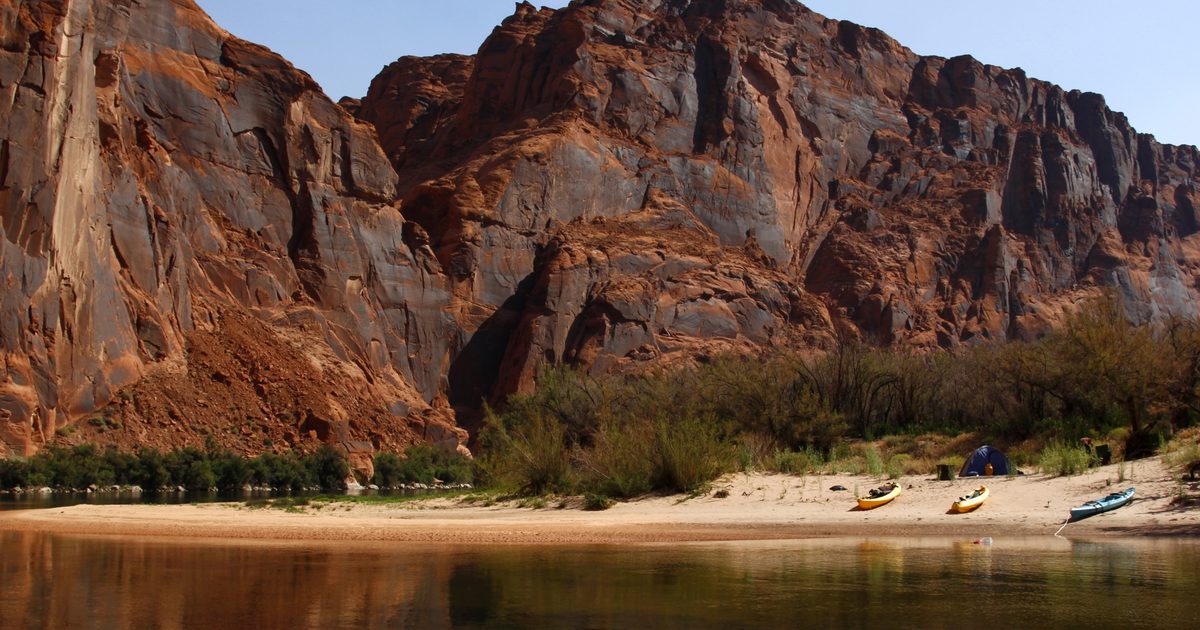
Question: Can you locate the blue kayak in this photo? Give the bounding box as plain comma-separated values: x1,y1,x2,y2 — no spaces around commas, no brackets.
1069,487,1135,522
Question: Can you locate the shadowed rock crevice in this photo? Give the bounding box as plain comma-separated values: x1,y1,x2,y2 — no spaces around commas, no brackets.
447,272,539,432
692,33,736,154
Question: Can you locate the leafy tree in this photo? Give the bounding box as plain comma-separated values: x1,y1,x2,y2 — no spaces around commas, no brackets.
304,445,348,491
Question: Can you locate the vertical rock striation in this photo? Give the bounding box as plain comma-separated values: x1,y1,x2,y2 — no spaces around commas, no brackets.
0,0,463,455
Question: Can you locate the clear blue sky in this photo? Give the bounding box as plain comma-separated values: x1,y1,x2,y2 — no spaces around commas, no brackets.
196,0,1198,146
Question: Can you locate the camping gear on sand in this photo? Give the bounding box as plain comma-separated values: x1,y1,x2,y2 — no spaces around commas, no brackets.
959,445,1011,477
857,482,901,510
1069,488,1135,522
951,485,989,513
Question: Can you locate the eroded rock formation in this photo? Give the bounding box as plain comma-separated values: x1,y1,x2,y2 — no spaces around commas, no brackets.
1,0,1198,454
357,0,1200,419
0,0,463,456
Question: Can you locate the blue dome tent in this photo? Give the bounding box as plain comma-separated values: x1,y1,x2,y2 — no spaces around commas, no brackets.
959,445,1010,477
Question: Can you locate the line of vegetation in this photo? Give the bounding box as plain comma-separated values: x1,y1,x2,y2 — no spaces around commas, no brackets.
0,443,350,493
477,297,1200,499
372,444,473,487
0,441,476,494
4,297,1196,506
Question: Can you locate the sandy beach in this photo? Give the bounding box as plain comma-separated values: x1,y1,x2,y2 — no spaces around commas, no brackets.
2,459,1197,544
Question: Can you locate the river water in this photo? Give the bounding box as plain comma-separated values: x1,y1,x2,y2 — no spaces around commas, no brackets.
0,531,1196,629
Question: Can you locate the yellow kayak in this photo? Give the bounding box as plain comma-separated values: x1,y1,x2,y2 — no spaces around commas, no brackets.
857,482,902,510
952,485,989,513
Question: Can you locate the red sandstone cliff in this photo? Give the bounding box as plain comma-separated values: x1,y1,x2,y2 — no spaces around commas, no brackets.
357,0,1200,420
0,0,463,456
1,0,1198,455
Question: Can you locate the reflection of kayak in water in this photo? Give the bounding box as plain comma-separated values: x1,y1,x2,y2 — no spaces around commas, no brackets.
952,486,989,513
857,482,901,510
1069,488,1135,522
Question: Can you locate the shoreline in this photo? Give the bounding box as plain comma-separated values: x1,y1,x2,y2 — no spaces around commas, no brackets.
2,460,1197,544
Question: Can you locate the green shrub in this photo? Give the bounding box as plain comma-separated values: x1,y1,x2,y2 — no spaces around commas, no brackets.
210,450,252,492
934,456,964,480
652,414,734,494
421,444,473,484
1161,432,1200,475
162,447,215,490
518,496,548,509
372,452,404,487
736,432,777,471
250,452,312,491
0,444,356,493
304,445,349,492
583,493,613,511
864,446,884,477
478,403,570,495
373,445,474,487
885,454,911,479
1039,441,1096,476
0,458,29,488
827,442,853,465
575,421,655,498
135,449,171,490
771,449,819,474
183,459,216,490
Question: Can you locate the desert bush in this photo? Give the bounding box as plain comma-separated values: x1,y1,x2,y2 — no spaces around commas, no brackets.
478,402,571,494
162,447,216,490
1039,441,1096,476
1161,430,1200,475
651,414,735,494
885,454,912,479
770,448,820,475
863,445,884,477
575,421,655,498
423,445,474,484
736,432,777,471
936,455,965,478
583,493,613,511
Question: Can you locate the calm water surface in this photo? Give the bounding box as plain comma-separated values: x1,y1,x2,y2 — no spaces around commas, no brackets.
0,531,1197,629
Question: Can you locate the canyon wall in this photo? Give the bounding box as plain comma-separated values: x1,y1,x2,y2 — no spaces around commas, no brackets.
0,0,463,456
358,0,1200,418
1,0,1197,454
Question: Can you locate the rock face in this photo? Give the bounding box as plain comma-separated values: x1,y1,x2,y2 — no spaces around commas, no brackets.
0,0,463,456
357,0,1200,418
2,0,1198,454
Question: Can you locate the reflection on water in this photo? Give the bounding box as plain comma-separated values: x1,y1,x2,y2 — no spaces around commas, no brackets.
0,533,1197,629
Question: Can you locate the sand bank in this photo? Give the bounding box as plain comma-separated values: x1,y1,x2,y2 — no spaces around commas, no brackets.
2,460,1196,544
